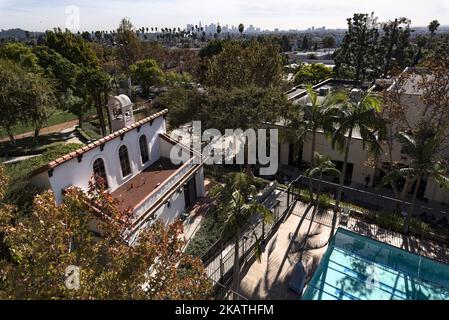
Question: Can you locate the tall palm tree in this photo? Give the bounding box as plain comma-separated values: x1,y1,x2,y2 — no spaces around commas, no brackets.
428,20,440,38
327,87,386,211
210,172,273,298
393,129,449,233
217,23,222,37
238,23,244,37
301,86,335,166
305,152,340,210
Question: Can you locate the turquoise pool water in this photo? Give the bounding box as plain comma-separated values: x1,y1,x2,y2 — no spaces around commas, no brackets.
302,228,449,300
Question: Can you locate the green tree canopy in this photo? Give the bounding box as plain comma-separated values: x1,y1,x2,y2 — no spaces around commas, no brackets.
44,30,99,68
333,13,383,81
0,59,56,144
0,42,41,71
130,59,165,96
206,40,283,89
293,63,333,85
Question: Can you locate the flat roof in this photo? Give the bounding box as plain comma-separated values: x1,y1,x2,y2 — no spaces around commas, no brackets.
111,157,181,212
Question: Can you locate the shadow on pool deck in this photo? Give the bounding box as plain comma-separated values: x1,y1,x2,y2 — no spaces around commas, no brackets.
239,200,449,300
239,202,335,300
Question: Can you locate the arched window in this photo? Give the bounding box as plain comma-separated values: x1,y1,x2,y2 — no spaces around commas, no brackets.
139,135,149,164
118,145,132,177
93,158,109,188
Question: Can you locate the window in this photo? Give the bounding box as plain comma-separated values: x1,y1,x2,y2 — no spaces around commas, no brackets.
93,158,108,188
118,145,132,177
139,135,149,164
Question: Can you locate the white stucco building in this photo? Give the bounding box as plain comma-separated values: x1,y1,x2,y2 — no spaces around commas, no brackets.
281,74,449,205
31,98,205,242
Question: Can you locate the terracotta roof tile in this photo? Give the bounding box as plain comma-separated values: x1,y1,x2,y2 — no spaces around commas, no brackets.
31,109,168,176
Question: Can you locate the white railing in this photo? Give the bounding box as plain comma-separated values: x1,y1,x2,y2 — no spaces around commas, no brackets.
132,156,200,221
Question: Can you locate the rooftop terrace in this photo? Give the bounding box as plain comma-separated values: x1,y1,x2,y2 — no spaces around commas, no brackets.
111,157,181,212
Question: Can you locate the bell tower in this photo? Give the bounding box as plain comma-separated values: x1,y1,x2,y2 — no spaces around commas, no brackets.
107,94,135,132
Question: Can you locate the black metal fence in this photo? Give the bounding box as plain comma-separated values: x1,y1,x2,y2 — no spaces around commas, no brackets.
295,175,449,219
203,182,298,299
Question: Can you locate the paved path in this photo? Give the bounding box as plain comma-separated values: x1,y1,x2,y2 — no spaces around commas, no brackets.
0,120,79,143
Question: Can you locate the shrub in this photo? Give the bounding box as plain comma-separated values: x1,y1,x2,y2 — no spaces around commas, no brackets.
184,208,225,257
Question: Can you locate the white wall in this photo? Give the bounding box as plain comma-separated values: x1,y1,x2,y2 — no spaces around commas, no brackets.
302,132,375,186
49,116,166,204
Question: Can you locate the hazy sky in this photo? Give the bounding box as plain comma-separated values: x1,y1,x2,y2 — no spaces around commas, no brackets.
1,0,448,31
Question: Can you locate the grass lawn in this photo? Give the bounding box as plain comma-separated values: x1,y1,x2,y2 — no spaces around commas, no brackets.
0,130,79,157
3,143,84,211
0,110,79,139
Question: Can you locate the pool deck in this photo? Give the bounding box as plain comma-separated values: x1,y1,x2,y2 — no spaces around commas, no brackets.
239,200,449,300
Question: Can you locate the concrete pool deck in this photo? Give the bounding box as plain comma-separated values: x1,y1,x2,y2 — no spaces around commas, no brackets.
238,200,449,300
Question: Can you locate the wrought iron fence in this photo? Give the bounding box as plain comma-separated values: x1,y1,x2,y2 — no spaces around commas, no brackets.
204,180,299,299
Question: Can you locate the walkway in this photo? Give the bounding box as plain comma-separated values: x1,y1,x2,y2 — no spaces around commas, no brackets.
239,202,335,299
0,119,79,143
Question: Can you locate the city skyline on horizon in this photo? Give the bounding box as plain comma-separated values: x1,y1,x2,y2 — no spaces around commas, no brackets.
0,0,448,32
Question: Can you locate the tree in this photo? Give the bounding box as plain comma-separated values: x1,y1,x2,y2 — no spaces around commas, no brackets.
0,59,55,144
116,17,142,97
164,71,192,88
206,40,283,89
322,36,336,50
238,23,244,37
130,59,164,96
44,30,99,68
280,35,291,52
32,46,83,120
333,13,382,81
381,18,413,77
301,35,310,50
293,64,333,85
203,86,288,133
305,152,340,209
378,55,449,223
327,87,386,210
0,42,41,71
428,20,440,37
202,86,289,175
154,86,205,129
394,128,449,233
210,172,273,297
0,182,212,299
216,23,222,37
77,67,111,136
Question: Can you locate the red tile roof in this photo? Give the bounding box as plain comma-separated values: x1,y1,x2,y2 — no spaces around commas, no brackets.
32,109,168,176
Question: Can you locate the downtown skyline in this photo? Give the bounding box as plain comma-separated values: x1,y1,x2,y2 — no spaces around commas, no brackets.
0,0,448,32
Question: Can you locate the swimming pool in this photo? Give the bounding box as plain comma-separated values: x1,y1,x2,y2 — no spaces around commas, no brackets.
301,228,449,300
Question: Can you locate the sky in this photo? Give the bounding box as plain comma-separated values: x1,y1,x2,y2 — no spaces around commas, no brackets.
0,0,448,32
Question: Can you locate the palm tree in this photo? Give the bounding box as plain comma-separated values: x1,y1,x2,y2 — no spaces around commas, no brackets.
210,172,273,298
327,87,386,211
305,152,340,210
217,23,222,37
428,20,440,38
238,23,244,37
393,129,449,233
301,86,335,166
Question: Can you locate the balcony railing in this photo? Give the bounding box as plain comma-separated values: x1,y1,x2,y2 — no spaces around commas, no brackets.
132,155,201,223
